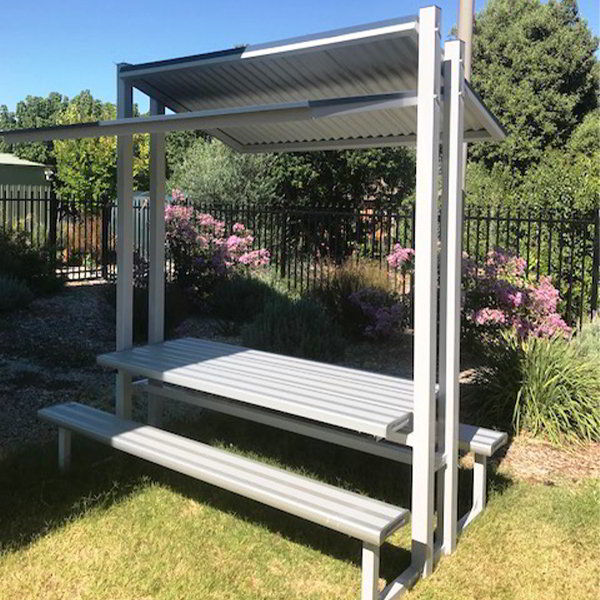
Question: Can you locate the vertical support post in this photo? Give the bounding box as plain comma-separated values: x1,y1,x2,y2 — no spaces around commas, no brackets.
116,370,133,419
440,40,465,556
411,5,441,578
361,543,380,600
116,64,134,419
58,428,71,472
147,98,166,426
148,98,166,344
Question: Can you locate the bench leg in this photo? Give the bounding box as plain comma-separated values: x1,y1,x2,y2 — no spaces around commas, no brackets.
116,370,133,419
473,453,487,513
361,543,380,600
458,453,487,533
58,428,72,473
147,380,163,427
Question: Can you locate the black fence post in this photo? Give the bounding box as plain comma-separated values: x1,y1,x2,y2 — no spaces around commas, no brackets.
280,211,287,279
48,186,58,271
101,202,110,280
591,208,599,318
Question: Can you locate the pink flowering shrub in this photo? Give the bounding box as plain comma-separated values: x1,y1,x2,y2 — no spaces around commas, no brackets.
348,288,405,339
462,248,571,340
165,190,269,298
385,244,571,341
387,244,415,272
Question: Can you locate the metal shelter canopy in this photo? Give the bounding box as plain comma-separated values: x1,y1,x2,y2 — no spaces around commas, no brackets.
0,15,505,151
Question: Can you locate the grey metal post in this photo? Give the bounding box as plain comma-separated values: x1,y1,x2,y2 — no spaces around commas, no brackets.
58,428,72,472
115,63,134,419
440,40,466,556
411,5,441,578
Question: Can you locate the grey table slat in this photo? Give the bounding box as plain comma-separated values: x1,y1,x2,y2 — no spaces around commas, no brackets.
98,338,415,439
39,403,409,545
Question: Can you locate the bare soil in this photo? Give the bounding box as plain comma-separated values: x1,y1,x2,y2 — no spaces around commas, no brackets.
495,434,600,485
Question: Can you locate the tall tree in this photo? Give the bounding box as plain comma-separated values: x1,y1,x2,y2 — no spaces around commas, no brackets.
270,148,416,210
0,105,16,153
53,90,149,203
169,137,278,205
2,93,68,165
469,0,598,176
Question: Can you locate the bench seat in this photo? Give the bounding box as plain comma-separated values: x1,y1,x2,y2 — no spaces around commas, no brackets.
38,402,409,547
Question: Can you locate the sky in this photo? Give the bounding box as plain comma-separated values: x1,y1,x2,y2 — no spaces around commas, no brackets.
1,0,598,113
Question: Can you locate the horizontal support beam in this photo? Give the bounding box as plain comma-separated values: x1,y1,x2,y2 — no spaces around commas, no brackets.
241,135,417,153
0,91,417,144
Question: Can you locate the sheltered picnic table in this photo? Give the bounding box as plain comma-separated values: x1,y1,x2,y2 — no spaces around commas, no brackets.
4,7,509,599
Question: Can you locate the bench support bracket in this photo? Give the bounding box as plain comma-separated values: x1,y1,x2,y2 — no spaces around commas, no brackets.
58,428,72,473
458,453,487,532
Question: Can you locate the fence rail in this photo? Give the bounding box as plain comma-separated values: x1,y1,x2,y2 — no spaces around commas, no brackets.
0,193,598,325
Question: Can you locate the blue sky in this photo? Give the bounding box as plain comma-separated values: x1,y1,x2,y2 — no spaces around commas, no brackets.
1,0,598,112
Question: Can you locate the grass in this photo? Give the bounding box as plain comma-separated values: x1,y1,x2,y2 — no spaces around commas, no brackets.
1,410,598,600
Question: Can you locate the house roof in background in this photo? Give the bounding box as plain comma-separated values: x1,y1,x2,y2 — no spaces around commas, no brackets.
0,153,46,168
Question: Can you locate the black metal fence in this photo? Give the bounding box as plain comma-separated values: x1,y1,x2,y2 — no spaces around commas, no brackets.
0,193,598,325
196,202,599,325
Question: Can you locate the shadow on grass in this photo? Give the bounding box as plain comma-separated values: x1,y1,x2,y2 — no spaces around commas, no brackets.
0,408,515,582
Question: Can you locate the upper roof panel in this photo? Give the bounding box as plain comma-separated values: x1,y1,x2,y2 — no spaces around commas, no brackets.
120,17,420,113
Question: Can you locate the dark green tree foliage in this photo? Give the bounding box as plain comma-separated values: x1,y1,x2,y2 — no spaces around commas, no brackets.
0,105,17,153
269,148,416,209
166,130,207,179
1,93,69,165
469,0,598,176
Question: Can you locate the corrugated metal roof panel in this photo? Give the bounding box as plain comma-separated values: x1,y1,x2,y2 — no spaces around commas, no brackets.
128,34,420,113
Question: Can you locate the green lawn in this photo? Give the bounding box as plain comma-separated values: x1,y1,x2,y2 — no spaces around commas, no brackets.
1,411,598,600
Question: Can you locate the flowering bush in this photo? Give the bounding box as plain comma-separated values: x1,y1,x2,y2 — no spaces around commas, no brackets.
348,288,405,339
385,244,571,340
386,244,415,272
165,190,269,299
462,248,571,340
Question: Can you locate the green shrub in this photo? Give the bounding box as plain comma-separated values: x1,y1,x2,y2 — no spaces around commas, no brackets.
469,330,600,444
241,297,346,362
515,334,600,443
574,316,600,359
310,259,402,338
209,275,283,324
0,275,34,312
0,231,64,294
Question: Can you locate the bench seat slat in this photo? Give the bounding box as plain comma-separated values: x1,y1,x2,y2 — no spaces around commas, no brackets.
39,403,409,546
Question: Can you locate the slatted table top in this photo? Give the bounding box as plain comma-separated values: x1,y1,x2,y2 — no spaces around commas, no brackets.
98,337,415,440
